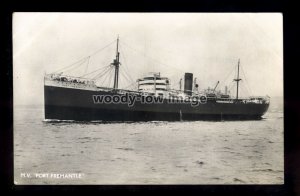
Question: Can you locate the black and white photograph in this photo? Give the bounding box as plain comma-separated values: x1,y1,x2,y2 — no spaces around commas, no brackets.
13,12,283,184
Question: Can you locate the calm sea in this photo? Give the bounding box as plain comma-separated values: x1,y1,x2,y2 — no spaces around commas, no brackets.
14,97,283,184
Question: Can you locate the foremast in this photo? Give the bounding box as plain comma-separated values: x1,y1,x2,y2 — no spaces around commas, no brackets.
112,36,121,89
234,59,242,100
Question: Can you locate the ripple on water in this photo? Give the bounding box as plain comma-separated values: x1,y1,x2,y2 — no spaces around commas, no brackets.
116,147,134,151
14,104,284,184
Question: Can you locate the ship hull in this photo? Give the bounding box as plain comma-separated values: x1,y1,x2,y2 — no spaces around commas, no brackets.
44,85,269,121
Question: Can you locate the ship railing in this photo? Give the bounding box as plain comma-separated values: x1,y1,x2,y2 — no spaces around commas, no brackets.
216,96,270,104
168,88,202,96
96,86,144,95
95,87,182,98
248,96,270,104
249,96,270,100
45,73,96,85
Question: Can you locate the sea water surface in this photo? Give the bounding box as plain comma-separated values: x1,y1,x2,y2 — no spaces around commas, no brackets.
14,97,283,184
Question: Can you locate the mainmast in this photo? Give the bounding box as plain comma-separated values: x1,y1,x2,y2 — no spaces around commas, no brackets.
112,36,121,89
234,59,242,100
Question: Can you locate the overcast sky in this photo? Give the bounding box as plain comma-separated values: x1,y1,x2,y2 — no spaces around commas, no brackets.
13,13,283,105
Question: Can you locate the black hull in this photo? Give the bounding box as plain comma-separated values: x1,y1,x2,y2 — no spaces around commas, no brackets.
44,85,269,121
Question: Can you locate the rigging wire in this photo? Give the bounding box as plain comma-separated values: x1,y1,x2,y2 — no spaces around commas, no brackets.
107,68,114,88
122,68,135,85
119,44,135,83
240,65,253,96
89,39,117,57
107,68,115,88
240,81,250,97
119,71,129,86
63,58,90,75
53,56,90,74
120,70,134,87
84,56,91,74
220,61,253,98
219,63,237,86
80,64,110,78
93,66,113,81
240,82,250,97
100,67,113,87
95,70,109,86
92,65,112,79
52,39,116,74
227,81,235,95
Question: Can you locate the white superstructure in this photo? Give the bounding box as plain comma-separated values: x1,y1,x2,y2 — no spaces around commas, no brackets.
137,72,171,97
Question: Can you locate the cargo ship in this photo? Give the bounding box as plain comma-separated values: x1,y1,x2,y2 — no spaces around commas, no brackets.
44,37,270,121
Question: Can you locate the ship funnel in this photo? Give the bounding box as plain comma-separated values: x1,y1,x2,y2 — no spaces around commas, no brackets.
184,73,193,95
